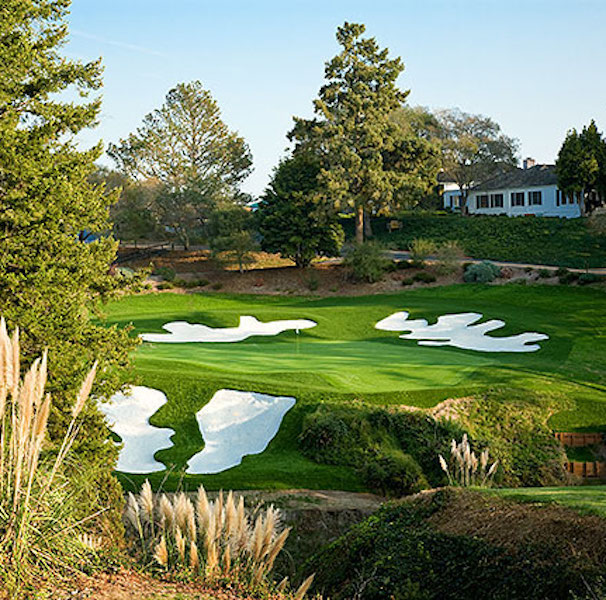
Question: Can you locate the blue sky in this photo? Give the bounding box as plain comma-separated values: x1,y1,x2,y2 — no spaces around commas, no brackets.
66,0,606,196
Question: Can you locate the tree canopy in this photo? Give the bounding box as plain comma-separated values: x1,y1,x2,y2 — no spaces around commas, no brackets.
290,22,436,243
108,81,253,248
556,120,606,213
436,109,519,212
257,152,344,268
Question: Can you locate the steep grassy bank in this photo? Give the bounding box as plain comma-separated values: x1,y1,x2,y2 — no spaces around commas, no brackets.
307,488,606,599
349,213,606,268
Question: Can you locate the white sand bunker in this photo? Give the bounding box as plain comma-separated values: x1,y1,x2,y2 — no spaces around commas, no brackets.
100,386,174,473
186,389,296,474
140,316,317,343
375,311,548,353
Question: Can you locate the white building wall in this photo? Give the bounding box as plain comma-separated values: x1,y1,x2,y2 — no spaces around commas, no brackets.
467,185,581,218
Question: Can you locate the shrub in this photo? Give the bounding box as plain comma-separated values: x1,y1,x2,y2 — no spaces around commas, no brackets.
298,412,352,464
396,259,414,270
173,278,187,287
305,272,320,291
538,268,552,279
157,281,174,290
413,271,437,284
408,238,437,265
556,266,569,277
401,277,414,286
435,240,465,275
363,451,428,497
578,272,602,285
155,266,176,282
464,261,501,283
559,271,579,285
344,242,389,283
212,282,223,290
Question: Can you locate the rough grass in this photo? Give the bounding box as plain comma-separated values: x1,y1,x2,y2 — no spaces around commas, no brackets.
102,285,606,490
487,485,606,518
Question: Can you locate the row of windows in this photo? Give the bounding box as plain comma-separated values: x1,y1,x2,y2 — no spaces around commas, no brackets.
556,190,579,206
476,191,542,209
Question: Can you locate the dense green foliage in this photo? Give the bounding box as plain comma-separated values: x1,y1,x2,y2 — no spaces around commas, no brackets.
108,81,252,248
299,391,566,491
290,22,438,243
307,489,606,599
556,120,606,212
206,204,258,272
257,153,344,267
343,241,390,282
0,0,135,526
103,284,606,491
436,109,519,211
464,260,501,283
365,213,606,267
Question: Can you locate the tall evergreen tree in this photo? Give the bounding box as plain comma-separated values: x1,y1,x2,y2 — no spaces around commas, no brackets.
290,22,431,243
556,121,606,213
258,153,344,268
0,0,134,524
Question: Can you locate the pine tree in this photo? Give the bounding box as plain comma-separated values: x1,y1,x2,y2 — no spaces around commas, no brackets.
0,0,135,526
290,22,426,243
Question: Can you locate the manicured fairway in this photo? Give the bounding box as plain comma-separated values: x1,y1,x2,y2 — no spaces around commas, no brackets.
103,284,606,490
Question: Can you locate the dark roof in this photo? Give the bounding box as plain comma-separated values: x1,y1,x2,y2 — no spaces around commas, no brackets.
472,164,557,192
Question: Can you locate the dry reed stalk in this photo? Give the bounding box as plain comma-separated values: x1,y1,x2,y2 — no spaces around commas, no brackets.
294,574,315,600
154,535,168,567
196,485,211,537
189,540,199,571
175,527,186,562
159,494,174,530
139,480,154,524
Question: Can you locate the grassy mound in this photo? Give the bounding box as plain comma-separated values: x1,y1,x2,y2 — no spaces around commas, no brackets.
306,488,606,599
103,285,606,490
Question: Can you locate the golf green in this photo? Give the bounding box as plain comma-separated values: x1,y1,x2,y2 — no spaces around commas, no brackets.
103,284,606,490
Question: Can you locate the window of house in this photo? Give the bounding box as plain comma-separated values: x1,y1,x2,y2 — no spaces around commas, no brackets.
490,193,504,208
477,195,489,209
529,191,542,205
557,190,565,205
511,192,525,207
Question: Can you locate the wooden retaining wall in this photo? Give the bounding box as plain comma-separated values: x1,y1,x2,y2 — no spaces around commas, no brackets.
555,432,603,447
564,461,606,478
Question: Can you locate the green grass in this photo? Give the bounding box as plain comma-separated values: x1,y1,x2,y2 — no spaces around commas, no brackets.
103,284,606,490
357,213,606,268
487,485,606,518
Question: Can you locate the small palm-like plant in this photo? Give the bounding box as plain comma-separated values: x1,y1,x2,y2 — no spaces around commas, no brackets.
126,482,314,598
439,434,498,487
0,317,98,595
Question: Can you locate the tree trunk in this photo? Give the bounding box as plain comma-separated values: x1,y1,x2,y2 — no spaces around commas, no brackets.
355,205,364,244
364,210,373,239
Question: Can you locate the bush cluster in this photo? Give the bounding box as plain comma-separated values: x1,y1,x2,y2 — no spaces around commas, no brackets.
464,261,501,283
344,242,389,283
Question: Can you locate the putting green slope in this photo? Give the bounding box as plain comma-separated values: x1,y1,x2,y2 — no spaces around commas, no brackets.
104,284,606,490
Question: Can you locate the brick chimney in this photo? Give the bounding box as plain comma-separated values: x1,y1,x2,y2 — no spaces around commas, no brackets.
523,157,536,170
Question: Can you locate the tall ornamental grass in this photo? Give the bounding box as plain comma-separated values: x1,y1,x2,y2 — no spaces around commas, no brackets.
127,481,314,599
0,317,98,596
439,434,499,487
